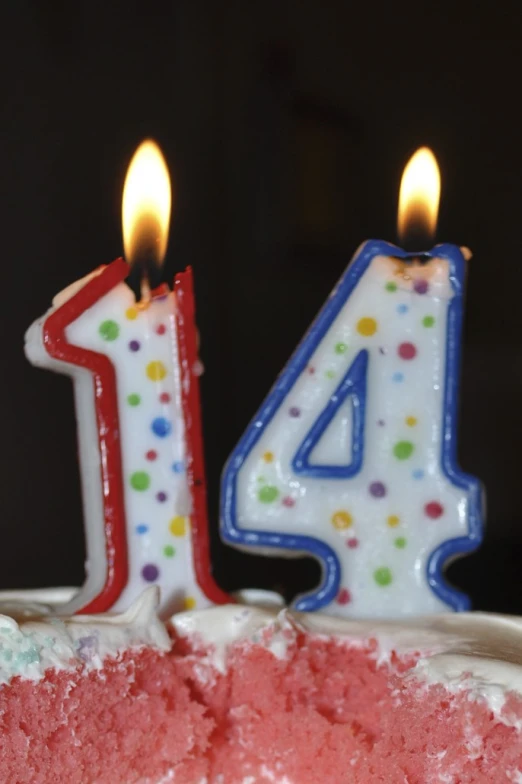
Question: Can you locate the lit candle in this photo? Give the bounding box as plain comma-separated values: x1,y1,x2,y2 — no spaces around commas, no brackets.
221,148,484,618
26,140,229,616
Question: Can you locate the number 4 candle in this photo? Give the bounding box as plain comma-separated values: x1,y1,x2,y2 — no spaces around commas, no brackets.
25,140,229,616
221,148,484,618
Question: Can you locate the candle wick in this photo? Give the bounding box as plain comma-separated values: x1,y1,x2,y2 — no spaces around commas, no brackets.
139,272,151,308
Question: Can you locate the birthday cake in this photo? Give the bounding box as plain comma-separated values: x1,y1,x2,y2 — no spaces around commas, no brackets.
0,589,521,783
10,146,517,781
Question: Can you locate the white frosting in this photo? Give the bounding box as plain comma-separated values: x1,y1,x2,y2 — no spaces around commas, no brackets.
0,586,78,616
234,587,286,609
172,605,522,721
172,606,296,674
0,587,169,685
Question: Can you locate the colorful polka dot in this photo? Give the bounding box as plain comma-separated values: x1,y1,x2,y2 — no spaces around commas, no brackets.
414,279,429,295
289,406,301,418
163,545,176,557
130,471,150,491
172,461,185,473
156,491,167,503
142,564,159,582
99,320,120,341
263,451,274,463
169,516,187,536
398,342,417,360
394,537,407,549
127,393,141,406
331,510,353,530
387,515,400,528
393,440,414,460
392,372,404,382
405,416,417,427
335,342,347,354
425,501,444,519
184,597,196,611
336,588,351,605
146,360,167,381
357,317,377,336
325,369,336,379
377,419,385,427
160,392,171,403
146,450,157,461
385,281,397,292
129,339,141,352
126,307,138,320
152,417,172,437
307,366,316,375
374,567,393,586
412,469,425,480
136,524,149,535
347,537,359,549
258,486,279,503
156,324,167,335
282,496,296,508
369,481,387,498
397,304,409,314
423,315,435,328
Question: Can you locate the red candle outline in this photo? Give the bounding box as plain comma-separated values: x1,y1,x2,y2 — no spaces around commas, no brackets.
174,266,231,606
43,258,230,613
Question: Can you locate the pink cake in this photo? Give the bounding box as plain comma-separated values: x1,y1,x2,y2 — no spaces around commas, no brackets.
0,589,521,783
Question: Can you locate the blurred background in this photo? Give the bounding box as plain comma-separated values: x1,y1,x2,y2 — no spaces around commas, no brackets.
1,1,521,613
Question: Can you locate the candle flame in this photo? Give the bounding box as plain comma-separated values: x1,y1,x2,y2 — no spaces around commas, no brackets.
122,140,172,268
397,147,440,244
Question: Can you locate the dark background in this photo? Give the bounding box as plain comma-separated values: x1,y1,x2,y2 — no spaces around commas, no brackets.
1,2,521,613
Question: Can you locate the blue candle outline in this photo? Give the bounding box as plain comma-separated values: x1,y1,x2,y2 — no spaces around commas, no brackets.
293,348,368,478
220,240,484,613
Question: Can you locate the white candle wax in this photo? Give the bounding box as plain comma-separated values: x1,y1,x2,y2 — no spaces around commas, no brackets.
70,283,210,613
26,265,222,616
221,242,483,618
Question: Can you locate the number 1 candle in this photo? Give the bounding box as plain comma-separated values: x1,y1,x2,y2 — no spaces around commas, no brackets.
221,148,484,618
26,140,229,616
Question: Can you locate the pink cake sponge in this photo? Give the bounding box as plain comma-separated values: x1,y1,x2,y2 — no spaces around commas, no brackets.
0,649,211,784
0,627,521,783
